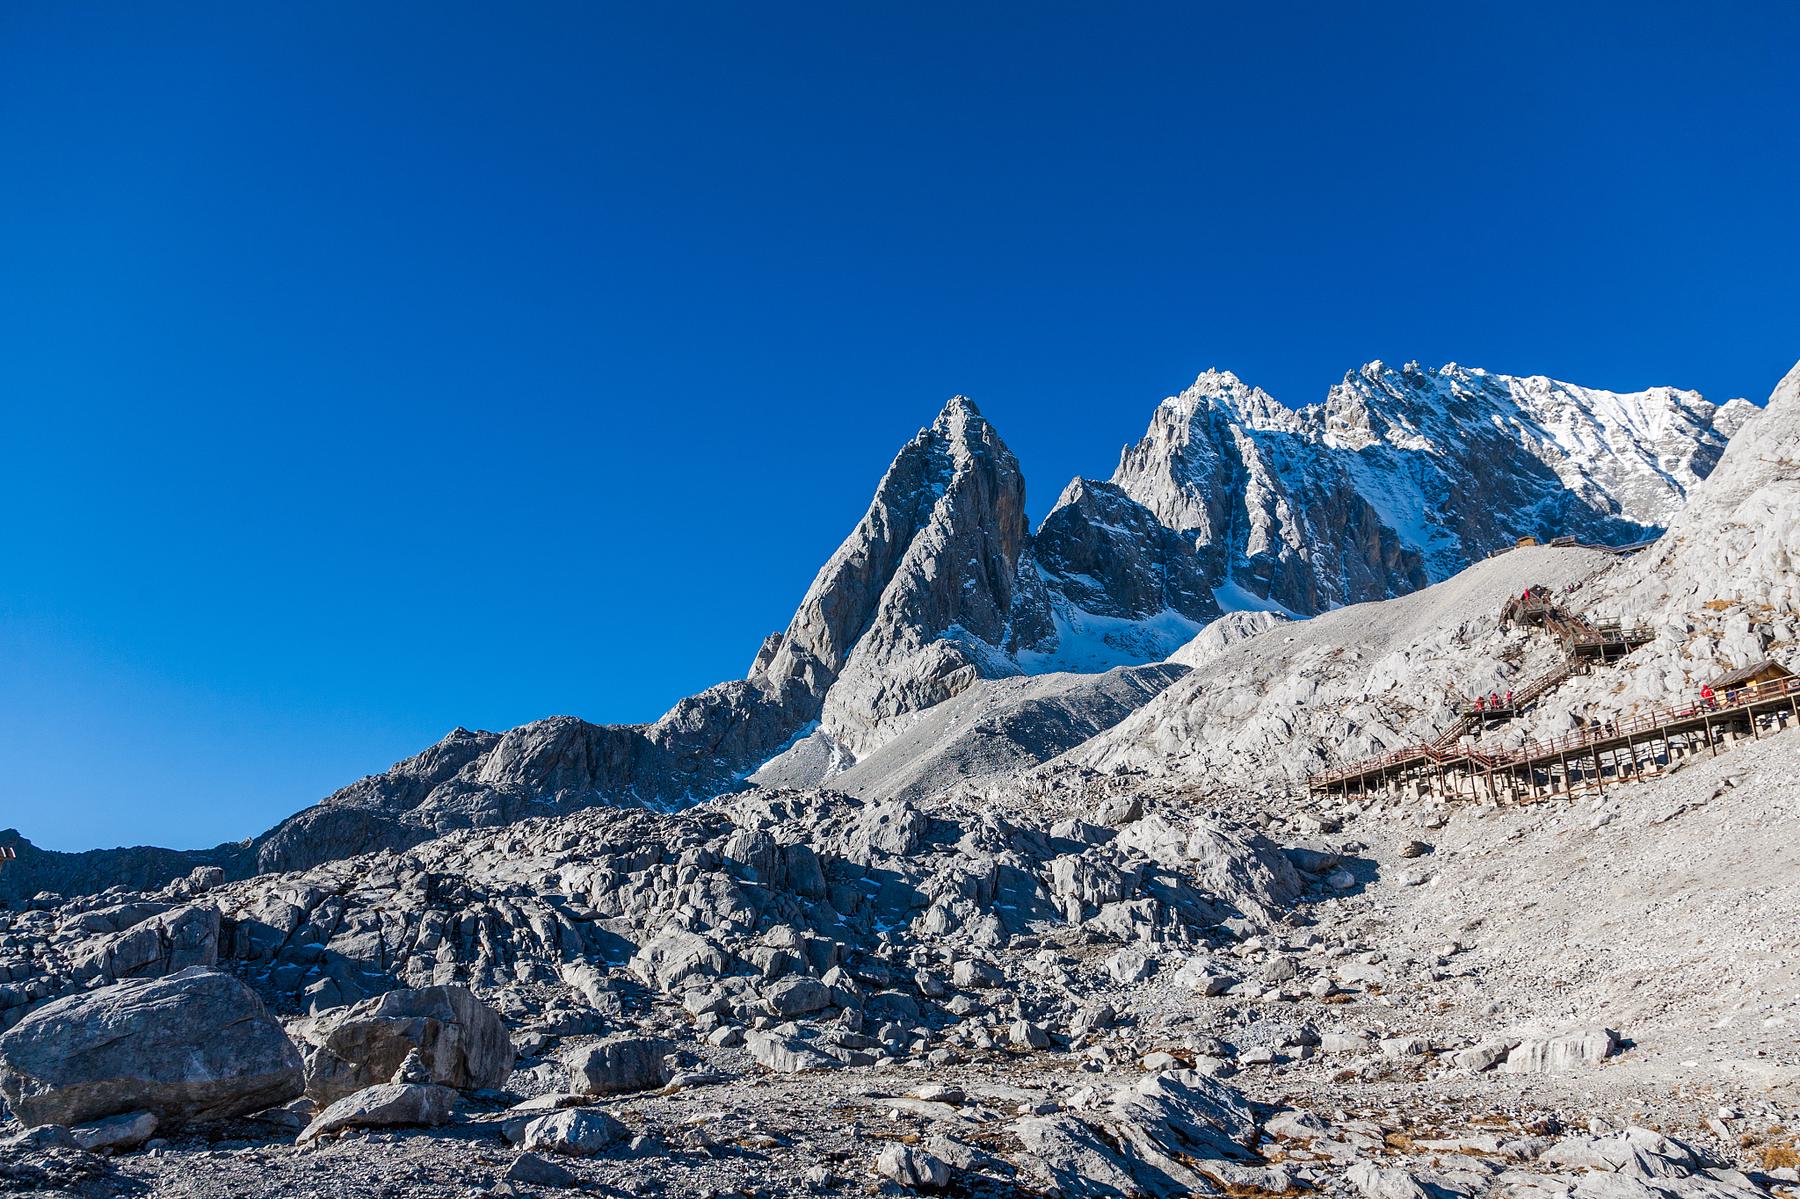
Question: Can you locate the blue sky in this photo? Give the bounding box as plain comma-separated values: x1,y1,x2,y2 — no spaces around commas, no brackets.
4,3,1797,852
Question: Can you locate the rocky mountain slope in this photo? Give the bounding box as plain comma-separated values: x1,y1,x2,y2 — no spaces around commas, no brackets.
1063,544,1616,787
1073,357,1796,792
1,361,1796,1199
1112,362,1752,616
0,363,1753,903
5,670,1799,1197
751,663,1189,803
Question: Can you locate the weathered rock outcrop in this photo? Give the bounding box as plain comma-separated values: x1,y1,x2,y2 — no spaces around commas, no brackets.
5,366,1753,896
774,397,1042,757
293,984,514,1103
0,966,302,1128
1112,363,1749,615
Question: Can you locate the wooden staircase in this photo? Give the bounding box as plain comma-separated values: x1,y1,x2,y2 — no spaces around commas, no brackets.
1311,584,1654,795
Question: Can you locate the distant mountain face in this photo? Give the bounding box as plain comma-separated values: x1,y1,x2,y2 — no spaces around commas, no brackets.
8,360,1753,897
752,363,1749,767
1110,362,1754,616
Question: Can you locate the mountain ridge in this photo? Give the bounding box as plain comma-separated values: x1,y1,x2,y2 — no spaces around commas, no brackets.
0,360,1754,898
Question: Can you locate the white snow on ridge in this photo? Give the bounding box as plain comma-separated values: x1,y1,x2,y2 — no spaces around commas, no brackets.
1106,360,1746,618
1014,602,1204,676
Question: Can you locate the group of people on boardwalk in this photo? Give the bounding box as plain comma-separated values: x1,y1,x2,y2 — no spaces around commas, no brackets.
1472,689,1514,713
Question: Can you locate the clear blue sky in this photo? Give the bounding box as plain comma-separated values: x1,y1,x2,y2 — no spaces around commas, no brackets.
4,3,1796,852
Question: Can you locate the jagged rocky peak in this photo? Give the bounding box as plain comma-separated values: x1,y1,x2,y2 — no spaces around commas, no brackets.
1105,361,1748,616
1319,360,1751,522
756,395,1019,714
805,396,1039,755
1605,358,1800,619
1107,367,1419,616
1110,369,1298,542
1035,477,1214,621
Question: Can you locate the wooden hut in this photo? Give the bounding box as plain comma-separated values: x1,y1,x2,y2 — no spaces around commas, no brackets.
1710,659,1795,698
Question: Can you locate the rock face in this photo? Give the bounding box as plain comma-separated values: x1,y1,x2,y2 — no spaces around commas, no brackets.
2,365,1751,897
293,985,514,1103
1606,359,1800,620
298,1081,456,1143
765,397,1042,759
0,966,302,1128
1017,477,1217,674
563,1036,673,1095
1111,363,1749,616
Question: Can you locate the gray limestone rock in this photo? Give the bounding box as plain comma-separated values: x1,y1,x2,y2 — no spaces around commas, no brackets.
744,1029,840,1074
1016,1114,1145,1196
519,1108,630,1156
505,1151,579,1188
298,1082,456,1143
0,966,302,1129
70,904,220,984
69,1111,158,1153
293,984,513,1103
1347,1160,1433,1199
629,926,734,992
563,1036,674,1095
1502,1027,1619,1074
875,1142,951,1190
764,977,830,1018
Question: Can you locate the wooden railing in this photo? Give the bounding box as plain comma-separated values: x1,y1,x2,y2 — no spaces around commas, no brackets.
1311,674,1800,791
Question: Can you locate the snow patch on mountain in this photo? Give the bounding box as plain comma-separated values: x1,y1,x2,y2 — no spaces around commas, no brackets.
1107,361,1748,616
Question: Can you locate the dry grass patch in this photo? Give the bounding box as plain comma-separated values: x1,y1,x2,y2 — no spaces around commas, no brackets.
1759,1141,1800,1171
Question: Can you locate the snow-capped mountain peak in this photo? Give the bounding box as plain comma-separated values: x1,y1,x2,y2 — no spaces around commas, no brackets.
1105,361,1747,616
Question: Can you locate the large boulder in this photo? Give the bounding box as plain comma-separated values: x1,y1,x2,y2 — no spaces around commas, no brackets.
563,1036,673,1095
71,905,221,984
628,926,733,992
519,1108,630,1156
298,1082,456,1143
744,1029,840,1074
293,985,513,1103
1501,1026,1619,1074
876,1142,951,1190
0,966,302,1128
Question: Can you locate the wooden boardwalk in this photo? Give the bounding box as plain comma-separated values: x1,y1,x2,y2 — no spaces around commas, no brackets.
1308,586,1796,802
1311,676,1800,802
1498,590,1654,661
